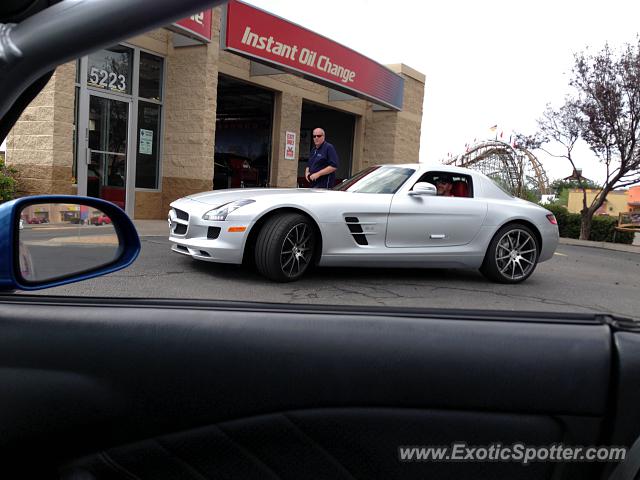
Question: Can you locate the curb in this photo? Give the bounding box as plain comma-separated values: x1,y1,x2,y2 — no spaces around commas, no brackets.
559,237,640,254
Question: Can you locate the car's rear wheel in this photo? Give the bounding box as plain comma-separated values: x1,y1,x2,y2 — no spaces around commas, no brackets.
480,224,539,283
255,213,316,282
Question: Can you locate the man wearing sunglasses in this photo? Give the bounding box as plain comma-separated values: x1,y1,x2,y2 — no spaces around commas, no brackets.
305,127,339,188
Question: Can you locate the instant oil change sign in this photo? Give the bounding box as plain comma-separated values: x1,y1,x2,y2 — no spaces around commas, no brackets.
222,0,404,110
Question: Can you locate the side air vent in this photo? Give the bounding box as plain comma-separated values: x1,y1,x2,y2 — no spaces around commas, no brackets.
344,216,369,246
174,224,187,235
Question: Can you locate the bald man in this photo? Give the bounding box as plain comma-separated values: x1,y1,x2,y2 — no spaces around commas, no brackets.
305,127,339,188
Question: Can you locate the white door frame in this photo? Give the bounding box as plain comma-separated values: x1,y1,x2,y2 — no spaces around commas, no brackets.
76,58,137,217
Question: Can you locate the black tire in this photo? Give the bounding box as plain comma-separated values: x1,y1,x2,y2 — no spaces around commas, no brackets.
480,223,539,284
254,213,316,282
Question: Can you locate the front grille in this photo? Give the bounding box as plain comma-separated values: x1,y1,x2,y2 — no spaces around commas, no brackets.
345,216,369,246
174,224,187,235
207,226,221,239
175,208,189,221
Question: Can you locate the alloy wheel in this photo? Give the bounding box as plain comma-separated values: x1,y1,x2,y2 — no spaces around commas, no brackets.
494,229,538,281
280,222,313,278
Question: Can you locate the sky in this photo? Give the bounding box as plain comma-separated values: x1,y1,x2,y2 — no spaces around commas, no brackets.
245,0,640,184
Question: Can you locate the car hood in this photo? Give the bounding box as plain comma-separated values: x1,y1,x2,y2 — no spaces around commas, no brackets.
186,188,332,206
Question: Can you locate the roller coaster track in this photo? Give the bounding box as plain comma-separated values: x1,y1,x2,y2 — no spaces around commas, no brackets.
444,140,550,197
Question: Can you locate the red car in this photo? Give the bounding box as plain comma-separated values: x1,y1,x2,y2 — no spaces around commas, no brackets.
90,215,112,226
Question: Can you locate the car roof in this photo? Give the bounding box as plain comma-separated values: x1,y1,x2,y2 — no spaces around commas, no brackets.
378,163,479,175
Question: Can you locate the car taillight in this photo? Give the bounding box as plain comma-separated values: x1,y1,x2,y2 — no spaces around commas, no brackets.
546,214,557,225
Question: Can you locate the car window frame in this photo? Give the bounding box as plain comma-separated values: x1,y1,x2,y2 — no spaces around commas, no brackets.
408,170,475,198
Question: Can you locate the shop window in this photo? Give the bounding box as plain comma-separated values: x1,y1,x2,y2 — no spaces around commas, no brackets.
139,52,163,101
87,45,133,94
135,102,161,189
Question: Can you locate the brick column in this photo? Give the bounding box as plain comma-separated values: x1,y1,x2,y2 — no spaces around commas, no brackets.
5,62,76,195
271,91,302,188
161,12,220,215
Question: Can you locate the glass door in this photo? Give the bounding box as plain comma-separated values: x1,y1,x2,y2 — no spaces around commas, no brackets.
85,94,129,209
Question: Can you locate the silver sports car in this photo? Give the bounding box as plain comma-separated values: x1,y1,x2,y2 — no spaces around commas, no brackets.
169,164,559,283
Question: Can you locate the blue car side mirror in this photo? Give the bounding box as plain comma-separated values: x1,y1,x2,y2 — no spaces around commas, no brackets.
0,195,140,291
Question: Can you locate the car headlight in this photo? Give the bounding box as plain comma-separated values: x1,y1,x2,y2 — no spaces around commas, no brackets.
202,199,255,221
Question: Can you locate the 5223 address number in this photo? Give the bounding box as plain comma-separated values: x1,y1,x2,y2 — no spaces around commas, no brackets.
88,67,126,92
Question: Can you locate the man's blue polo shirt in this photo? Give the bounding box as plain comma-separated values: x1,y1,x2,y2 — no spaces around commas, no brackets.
308,141,339,188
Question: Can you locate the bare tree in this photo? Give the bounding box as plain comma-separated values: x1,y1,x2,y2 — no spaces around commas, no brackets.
536,39,640,239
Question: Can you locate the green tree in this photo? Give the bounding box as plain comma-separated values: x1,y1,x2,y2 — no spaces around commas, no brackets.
0,157,18,202
550,178,600,193
550,178,600,206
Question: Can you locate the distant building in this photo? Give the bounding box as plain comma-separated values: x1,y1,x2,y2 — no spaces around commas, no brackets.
567,188,636,216
539,194,557,205
562,168,594,185
628,185,640,213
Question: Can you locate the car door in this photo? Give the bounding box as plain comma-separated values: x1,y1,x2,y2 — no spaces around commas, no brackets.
2,296,639,480
385,175,487,248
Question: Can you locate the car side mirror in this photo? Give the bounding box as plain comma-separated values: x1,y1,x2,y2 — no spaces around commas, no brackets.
409,182,437,196
0,196,140,291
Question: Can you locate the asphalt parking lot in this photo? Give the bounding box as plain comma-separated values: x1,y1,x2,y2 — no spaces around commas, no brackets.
28,231,640,321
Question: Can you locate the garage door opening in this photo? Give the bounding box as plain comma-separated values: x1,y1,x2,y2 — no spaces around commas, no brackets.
214,75,274,189
299,101,355,187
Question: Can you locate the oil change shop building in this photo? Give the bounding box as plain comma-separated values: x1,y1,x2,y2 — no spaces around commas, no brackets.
6,0,425,220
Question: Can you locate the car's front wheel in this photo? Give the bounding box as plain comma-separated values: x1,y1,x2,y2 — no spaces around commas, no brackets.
255,213,316,282
480,224,539,283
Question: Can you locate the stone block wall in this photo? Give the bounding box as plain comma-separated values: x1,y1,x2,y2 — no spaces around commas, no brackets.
363,64,425,166
6,61,76,196
160,19,219,215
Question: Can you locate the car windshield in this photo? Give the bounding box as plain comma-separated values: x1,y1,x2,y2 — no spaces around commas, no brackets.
0,0,638,323
333,166,415,194
4,4,640,477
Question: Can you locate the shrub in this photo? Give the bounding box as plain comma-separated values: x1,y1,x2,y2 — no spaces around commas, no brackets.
0,157,18,203
542,203,634,244
591,216,635,244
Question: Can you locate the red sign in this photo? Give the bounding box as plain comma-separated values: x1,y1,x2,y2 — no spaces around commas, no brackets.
223,0,404,110
172,10,213,43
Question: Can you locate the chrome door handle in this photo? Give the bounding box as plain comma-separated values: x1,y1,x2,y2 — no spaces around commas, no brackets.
430,234,446,239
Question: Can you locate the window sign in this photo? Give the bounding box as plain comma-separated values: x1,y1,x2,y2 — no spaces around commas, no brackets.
139,129,153,155
285,131,296,160
135,102,161,189
87,45,133,94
